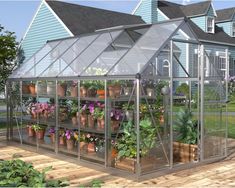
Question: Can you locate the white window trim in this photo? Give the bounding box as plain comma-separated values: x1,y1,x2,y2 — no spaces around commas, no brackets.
206,16,215,33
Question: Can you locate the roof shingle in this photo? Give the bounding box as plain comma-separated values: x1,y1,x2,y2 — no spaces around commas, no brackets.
215,7,235,23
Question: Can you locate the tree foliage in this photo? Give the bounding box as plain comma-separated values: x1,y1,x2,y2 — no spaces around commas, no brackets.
0,25,18,92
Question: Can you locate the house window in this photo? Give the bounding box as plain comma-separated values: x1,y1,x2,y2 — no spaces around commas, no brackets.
232,22,235,37
163,60,170,76
207,17,214,33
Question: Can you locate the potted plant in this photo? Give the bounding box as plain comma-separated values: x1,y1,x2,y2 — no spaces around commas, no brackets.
49,127,55,143
86,134,96,153
122,103,134,122
94,104,105,130
27,124,35,137
173,108,198,163
110,109,122,132
95,138,105,158
87,102,95,129
59,129,65,145
95,81,105,98
22,82,30,94
70,100,78,126
59,105,68,122
70,81,78,97
65,130,75,150
47,81,56,95
57,81,67,97
79,132,87,153
115,118,157,172
79,104,88,128
108,81,121,98
28,82,36,95
32,124,46,140
87,85,97,98
80,81,90,97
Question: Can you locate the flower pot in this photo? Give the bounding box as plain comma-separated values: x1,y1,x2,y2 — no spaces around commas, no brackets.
70,86,78,97
123,87,132,96
79,114,87,128
43,112,48,121
80,86,87,97
22,84,30,94
36,83,47,95
80,141,87,153
125,110,134,122
97,117,105,130
47,82,56,95
111,120,119,132
27,126,35,137
29,84,36,95
88,114,95,129
108,85,121,98
146,88,154,97
71,116,78,126
50,133,55,143
97,89,105,98
59,136,65,145
31,113,37,119
87,88,97,97
57,83,67,97
160,115,164,124
87,142,95,153
36,130,45,140
59,107,68,122
66,139,74,150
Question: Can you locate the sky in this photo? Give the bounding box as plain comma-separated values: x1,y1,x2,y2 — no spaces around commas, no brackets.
1,0,235,42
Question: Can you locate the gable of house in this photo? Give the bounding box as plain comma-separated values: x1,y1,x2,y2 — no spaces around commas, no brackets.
21,1,72,62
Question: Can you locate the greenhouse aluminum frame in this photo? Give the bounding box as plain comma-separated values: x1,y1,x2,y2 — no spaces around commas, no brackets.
6,18,229,177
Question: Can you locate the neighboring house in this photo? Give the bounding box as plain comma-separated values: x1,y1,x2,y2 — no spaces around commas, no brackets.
133,0,235,77
21,0,144,62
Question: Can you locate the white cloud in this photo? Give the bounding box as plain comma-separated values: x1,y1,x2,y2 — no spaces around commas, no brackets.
182,0,191,5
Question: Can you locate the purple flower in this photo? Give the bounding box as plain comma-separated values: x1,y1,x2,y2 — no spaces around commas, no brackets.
65,130,73,140
49,127,55,134
88,103,95,114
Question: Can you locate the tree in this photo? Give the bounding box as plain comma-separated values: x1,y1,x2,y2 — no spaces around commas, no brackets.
0,25,18,92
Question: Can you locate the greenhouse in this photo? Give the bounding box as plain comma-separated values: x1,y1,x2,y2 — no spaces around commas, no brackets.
6,18,229,176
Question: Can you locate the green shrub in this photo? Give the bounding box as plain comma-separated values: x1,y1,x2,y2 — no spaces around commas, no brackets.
0,159,69,187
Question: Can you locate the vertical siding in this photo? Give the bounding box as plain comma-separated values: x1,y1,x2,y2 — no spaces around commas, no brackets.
191,16,206,31
217,22,231,36
21,2,71,62
134,0,158,24
229,47,235,76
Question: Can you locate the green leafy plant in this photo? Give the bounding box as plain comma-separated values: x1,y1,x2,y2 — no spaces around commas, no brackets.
117,118,157,159
122,103,134,111
0,159,69,187
93,107,104,119
32,124,46,132
174,108,198,145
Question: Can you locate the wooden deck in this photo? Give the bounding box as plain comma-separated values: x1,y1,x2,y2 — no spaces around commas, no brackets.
1,142,235,187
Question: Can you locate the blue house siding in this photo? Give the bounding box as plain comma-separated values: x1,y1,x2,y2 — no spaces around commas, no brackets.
134,0,158,24
191,16,206,31
217,22,232,36
207,5,215,17
21,2,71,61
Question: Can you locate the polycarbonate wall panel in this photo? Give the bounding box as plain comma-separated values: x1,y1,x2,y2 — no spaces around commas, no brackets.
10,41,60,78
58,30,123,77
172,22,197,41
39,34,99,77
22,38,78,78
108,20,183,76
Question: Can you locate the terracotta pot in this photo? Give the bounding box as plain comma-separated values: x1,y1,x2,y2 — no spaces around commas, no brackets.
57,84,67,97
71,86,78,97
97,89,105,98
88,114,95,129
43,112,48,120
27,126,35,137
50,133,55,143
87,142,95,153
22,84,30,94
47,82,56,95
111,120,120,132
80,86,87,97
66,139,74,150
160,115,164,124
87,88,97,97
71,116,78,125
123,87,132,96
97,117,105,130
36,130,45,140
59,136,65,145
80,141,87,152
31,113,37,119
111,148,118,158
29,84,36,95
108,86,115,98
80,114,87,128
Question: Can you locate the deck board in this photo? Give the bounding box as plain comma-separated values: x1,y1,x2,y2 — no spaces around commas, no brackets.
1,145,235,187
